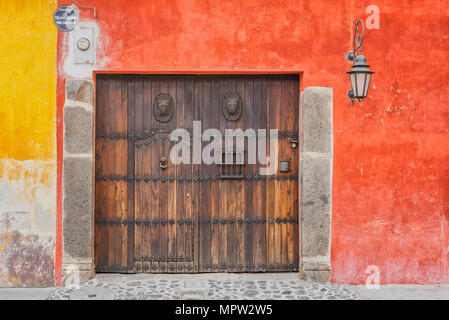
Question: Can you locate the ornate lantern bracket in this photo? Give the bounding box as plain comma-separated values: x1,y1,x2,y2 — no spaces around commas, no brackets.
347,19,374,105
347,19,365,63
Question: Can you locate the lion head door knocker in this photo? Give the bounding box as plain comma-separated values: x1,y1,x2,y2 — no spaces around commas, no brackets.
222,92,243,121
153,93,174,123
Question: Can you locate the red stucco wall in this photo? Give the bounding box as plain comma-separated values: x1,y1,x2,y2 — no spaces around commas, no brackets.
57,0,449,284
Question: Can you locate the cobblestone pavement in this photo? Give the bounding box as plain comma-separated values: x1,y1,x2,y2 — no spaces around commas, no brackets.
48,273,360,300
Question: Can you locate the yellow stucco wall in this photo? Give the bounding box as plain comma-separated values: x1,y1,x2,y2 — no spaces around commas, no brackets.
0,0,56,161
0,0,57,287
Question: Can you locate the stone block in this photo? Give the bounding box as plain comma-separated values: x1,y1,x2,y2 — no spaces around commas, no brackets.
62,259,95,285
299,267,331,282
63,158,93,259
300,87,333,155
300,157,332,258
66,79,94,105
64,106,93,154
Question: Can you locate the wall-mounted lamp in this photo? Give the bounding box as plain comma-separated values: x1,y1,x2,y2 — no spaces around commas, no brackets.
347,19,374,104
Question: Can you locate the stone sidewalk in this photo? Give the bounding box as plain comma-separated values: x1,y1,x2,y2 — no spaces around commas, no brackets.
1,273,449,300
48,273,358,300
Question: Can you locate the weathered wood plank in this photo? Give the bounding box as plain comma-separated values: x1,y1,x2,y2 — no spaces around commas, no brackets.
175,78,185,272
184,77,195,272
210,78,220,271
94,77,105,269
126,76,135,271
279,78,289,271
147,77,160,272
226,78,237,272
192,78,200,272
200,79,211,272
253,77,265,271
292,76,300,269
134,76,144,270
167,79,177,273
235,77,246,271
107,79,117,269
243,78,254,271
218,78,228,272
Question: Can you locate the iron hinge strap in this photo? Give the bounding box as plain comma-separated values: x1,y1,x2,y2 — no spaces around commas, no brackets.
95,174,299,182
95,217,299,225
96,131,299,140
95,264,299,273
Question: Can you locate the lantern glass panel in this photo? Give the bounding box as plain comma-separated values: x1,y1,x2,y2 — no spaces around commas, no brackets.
356,73,366,98
350,73,357,97
363,73,372,97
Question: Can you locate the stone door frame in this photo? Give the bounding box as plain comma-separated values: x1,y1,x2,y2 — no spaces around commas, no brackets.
61,78,333,283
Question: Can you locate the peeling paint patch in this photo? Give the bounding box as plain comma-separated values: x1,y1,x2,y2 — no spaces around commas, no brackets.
0,211,31,235
0,158,56,287
0,231,55,287
0,159,56,237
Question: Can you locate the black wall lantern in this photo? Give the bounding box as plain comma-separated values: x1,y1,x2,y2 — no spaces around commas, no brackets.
347,19,374,104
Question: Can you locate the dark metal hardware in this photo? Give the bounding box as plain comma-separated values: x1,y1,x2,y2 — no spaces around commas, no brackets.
279,160,291,172
95,216,298,226
219,149,245,179
159,157,168,169
290,139,298,148
136,255,193,262
96,130,299,141
219,174,245,179
347,19,374,104
153,93,174,123
223,92,243,121
96,127,177,140
95,174,299,182
347,19,364,63
95,263,298,273
95,265,135,273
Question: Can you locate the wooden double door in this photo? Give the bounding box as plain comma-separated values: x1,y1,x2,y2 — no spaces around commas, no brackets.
95,74,299,273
